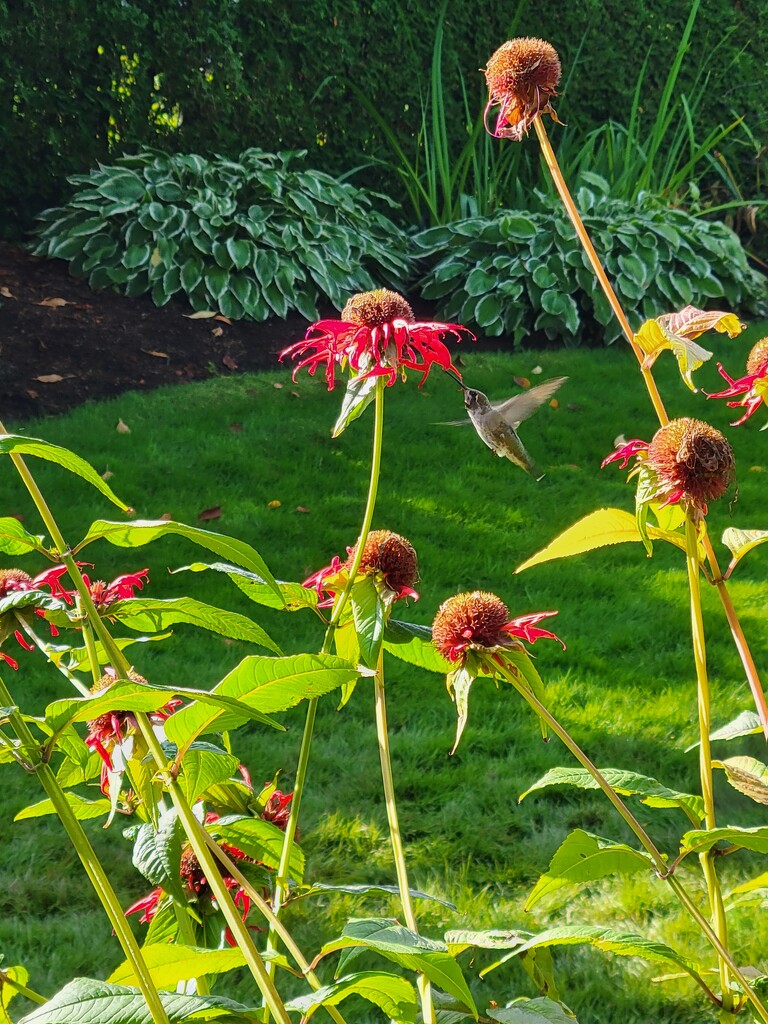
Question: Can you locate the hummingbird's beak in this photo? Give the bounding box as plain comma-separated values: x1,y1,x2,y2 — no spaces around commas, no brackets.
444,366,467,388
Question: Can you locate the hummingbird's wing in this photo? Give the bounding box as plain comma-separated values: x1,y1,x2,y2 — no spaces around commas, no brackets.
493,376,567,428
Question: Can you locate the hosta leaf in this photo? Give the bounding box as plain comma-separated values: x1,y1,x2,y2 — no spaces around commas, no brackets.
489,998,580,1024
0,517,49,556
520,766,704,822
108,945,247,990
332,373,379,438
105,597,281,653
0,436,130,511
16,977,256,1024
319,918,477,1015
287,972,417,1024
14,793,111,821
681,826,768,855
75,520,279,599
164,653,357,751
525,830,653,910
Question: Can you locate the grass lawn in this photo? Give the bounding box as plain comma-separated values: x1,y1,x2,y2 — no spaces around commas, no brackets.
2,325,768,1022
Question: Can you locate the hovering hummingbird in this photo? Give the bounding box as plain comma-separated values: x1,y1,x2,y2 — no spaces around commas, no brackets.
441,371,567,480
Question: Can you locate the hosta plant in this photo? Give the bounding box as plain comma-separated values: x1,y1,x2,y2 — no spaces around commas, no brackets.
31,148,412,321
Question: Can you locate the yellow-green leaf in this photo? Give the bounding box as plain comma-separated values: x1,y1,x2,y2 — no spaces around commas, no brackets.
713,756,768,805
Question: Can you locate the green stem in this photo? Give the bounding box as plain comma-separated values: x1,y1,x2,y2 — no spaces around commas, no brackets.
374,655,434,1024
685,516,734,1017
80,607,105,688
264,378,387,983
0,674,171,1024
13,612,91,696
0,969,47,1006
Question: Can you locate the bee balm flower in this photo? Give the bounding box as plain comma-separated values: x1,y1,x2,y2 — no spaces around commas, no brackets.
280,288,473,389
707,337,768,426
483,38,562,141
304,530,419,607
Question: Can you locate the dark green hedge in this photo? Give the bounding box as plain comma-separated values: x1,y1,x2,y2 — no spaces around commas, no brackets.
1,0,766,239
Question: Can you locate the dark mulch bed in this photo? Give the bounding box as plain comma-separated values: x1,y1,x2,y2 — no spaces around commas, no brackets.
0,243,315,423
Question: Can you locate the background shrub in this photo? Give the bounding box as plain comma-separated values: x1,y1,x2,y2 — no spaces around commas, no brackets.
414,179,768,344
31,149,412,320
2,0,766,239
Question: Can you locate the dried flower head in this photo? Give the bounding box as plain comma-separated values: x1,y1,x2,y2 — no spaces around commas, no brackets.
0,569,33,596
280,288,473,389
432,590,562,664
349,530,419,596
708,336,768,426
484,37,562,141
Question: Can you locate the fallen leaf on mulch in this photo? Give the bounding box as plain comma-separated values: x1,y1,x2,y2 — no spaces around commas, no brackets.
0,286,15,299
116,418,131,433
36,297,70,308
211,327,224,338
514,376,531,389
214,315,232,325
34,373,70,383
142,348,170,359
267,500,281,509
26,389,38,399
198,505,222,521
222,353,238,371
295,506,310,513
183,311,218,319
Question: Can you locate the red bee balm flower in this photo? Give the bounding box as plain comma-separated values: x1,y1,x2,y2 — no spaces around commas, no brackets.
0,568,63,669
304,530,419,607
432,590,563,664
708,337,768,426
280,288,474,389
484,38,562,141
603,418,735,514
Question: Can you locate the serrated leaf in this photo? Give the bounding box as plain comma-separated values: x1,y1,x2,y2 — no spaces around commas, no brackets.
0,436,129,511
383,620,450,674
526,830,653,910
301,882,456,910
489,998,580,1023
172,562,317,613
722,527,768,571
351,576,386,669
287,971,417,1024
129,813,186,901
207,814,304,879
106,596,281,653
332,374,379,438
713,756,768,804
681,825,768,855
516,509,643,572
177,748,242,804
520,766,704,822
14,792,111,821
319,919,477,1015
709,710,762,743
108,945,247,990
164,653,357,751
75,520,280,600
0,517,48,556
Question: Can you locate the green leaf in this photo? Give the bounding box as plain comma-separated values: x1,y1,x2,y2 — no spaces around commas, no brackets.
383,620,451,674
16,977,256,1024
14,793,111,821
1,964,29,1012
332,374,378,438
489,998,580,1023
465,268,495,297
447,663,475,755
520,766,704,822
320,919,477,1016
106,597,281,653
97,172,146,203
516,509,642,572
526,830,653,910
0,517,48,556
287,972,417,1024
681,826,768,855
177,748,242,804
225,238,251,271
713,756,768,805
500,214,537,239
207,814,304,879
722,527,768,573
108,945,247,990
173,561,317,612
351,576,386,669
164,653,358,750
129,813,186,901
0,436,130,511
709,710,762,743
75,519,280,599
475,293,503,327
300,882,456,910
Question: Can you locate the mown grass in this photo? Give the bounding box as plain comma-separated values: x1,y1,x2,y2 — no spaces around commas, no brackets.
3,326,768,1022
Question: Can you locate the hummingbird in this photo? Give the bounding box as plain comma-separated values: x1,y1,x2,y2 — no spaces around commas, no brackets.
441,370,567,480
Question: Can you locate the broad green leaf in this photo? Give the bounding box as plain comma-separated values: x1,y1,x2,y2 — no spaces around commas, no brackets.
108,945,247,990
681,825,768,855
526,830,653,909
332,373,379,438
520,766,704,822
489,998,580,1023
129,813,186,901
445,930,532,957
177,748,242,804
287,972,417,1024
164,653,357,750
727,871,768,898
0,436,129,511
1,965,29,1012
106,597,281,653
351,576,386,669
722,527,768,572
207,814,304,879
713,756,768,805
320,919,477,1015
173,562,317,612
709,710,762,743
44,633,171,674
16,977,257,1024
75,520,280,599
383,620,451,674
0,517,48,556
300,882,455,910
481,925,703,981
14,792,111,821
516,509,643,572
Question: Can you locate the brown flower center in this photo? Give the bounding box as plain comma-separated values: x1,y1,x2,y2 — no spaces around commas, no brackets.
342,289,414,328
647,418,734,507
747,337,768,375
0,569,33,597
347,530,418,593
432,591,510,659
484,38,561,103
87,668,149,737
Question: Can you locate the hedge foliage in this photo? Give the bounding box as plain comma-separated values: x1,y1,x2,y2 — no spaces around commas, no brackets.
31,149,411,320
414,181,768,345
2,0,767,238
